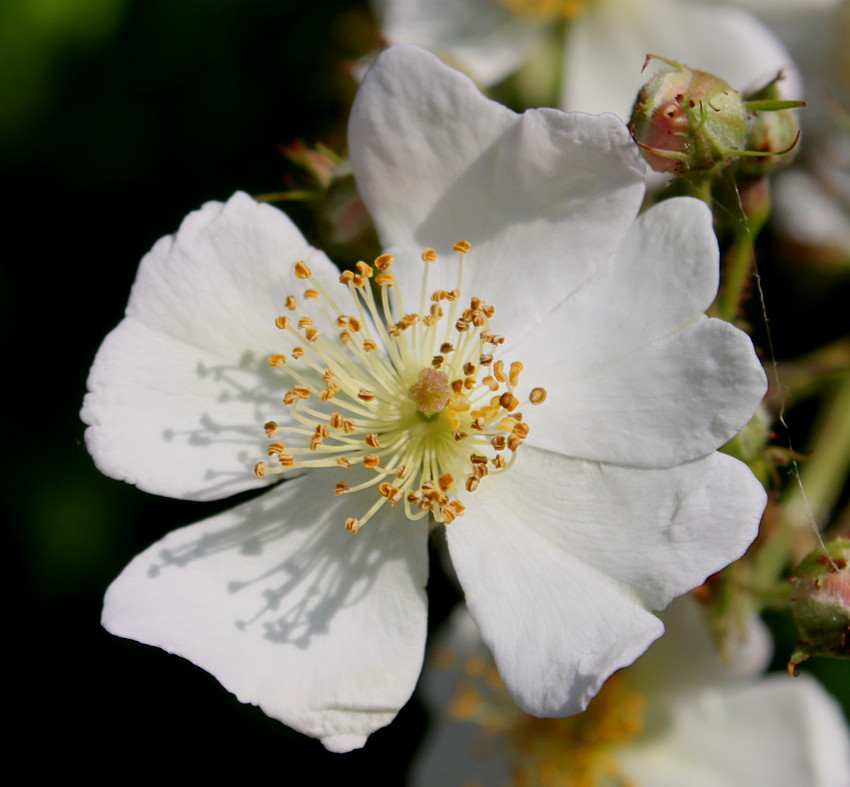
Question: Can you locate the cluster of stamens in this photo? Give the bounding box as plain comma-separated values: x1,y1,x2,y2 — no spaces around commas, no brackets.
254,242,546,533
495,0,585,20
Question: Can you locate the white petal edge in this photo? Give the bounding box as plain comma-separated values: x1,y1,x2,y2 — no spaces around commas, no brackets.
350,44,646,339
447,458,672,716
82,192,341,500
621,674,850,787
102,472,429,750
516,197,767,466
372,0,547,87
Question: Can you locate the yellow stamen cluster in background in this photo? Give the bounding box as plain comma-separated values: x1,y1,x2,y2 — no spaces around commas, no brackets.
443,648,644,787
253,243,546,533
495,0,585,21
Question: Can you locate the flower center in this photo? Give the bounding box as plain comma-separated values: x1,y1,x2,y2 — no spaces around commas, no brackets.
254,242,546,533
447,655,645,787
494,0,586,21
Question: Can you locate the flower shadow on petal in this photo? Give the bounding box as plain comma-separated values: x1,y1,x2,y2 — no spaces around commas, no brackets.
130,473,407,649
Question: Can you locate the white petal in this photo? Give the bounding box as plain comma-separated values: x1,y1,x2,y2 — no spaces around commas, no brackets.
627,595,773,703
621,674,850,787
447,455,677,717
82,192,341,500
102,472,429,750
564,0,802,118
372,0,546,86
350,45,646,336
516,199,766,466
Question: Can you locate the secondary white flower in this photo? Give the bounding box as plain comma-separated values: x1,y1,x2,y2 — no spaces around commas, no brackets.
373,0,801,117
413,598,850,786
83,45,767,752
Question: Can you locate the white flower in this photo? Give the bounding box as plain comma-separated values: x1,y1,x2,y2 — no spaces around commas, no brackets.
413,597,850,786
83,45,767,752
372,0,801,117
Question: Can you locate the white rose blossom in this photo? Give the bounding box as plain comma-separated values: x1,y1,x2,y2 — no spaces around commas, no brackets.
83,45,767,752
413,597,850,786
372,0,802,117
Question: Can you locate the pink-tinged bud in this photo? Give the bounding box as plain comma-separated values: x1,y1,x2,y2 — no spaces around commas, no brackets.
788,536,850,673
629,56,747,174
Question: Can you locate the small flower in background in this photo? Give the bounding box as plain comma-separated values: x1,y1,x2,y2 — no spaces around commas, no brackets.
83,46,767,751
413,597,850,786
371,0,801,117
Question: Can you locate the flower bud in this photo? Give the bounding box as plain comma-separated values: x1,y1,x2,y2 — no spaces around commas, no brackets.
629,56,747,174
788,536,850,673
737,72,802,177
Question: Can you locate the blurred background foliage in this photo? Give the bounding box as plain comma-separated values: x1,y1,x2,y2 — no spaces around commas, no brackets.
4,0,847,781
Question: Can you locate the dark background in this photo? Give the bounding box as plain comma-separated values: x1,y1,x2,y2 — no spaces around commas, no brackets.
5,0,847,781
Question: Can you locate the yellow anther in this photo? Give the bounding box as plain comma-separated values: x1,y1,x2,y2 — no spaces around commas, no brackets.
421,247,437,262
438,473,455,491
530,387,547,405
453,240,471,253
345,517,361,534
395,465,409,479
284,295,297,310
297,317,313,329
479,353,493,366
336,457,351,468
378,482,403,504
358,388,376,402
375,272,395,287
509,361,523,386
305,327,320,342
268,354,286,367
292,385,311,399
304,288,318,299
374,253,394,270
335,482,350,496
264,421,279,437
356,261,374,278
465,477,480,493
365,433,381,447
267,442,286,456
363,454,380,469
499,392,519,411
339,270,355,284
339,330,352,345
253,461,267,477
279,454,296,467
275,316,290,330
348,317,361,332
493,360,506,382
292,347,305,359
294,261,311,279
